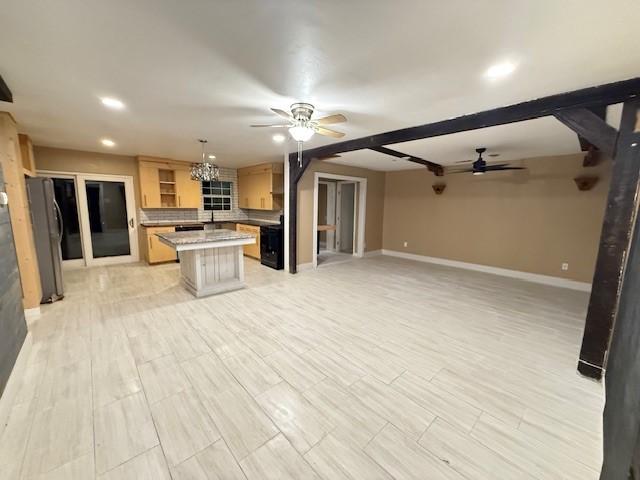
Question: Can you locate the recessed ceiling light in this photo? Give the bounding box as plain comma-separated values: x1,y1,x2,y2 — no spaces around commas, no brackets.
272,133,286,143
208,154,216,159
485,61,517,80
100,97,125,110
101,138,116,147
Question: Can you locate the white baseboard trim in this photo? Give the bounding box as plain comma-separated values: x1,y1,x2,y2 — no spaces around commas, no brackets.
297,262,314,272
24,307,41,322
381,249,592,292
0,332,32,439
364,249,382,258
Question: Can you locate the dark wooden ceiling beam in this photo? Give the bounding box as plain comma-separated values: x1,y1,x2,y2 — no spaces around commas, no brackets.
291,77,640,178
553,107,618,157
369,146,444,176
0,75,12,103
579,105,607,151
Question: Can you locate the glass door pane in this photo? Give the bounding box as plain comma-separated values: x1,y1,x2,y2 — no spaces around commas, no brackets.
85,180,131,258
52,178,83,260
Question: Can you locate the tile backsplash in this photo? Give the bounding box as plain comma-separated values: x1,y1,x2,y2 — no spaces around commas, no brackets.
138,167,282,224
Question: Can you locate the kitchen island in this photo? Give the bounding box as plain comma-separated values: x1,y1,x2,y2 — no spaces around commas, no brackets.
156,229,256,297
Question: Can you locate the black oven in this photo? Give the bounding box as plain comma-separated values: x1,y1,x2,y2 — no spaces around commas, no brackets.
260,224,283,270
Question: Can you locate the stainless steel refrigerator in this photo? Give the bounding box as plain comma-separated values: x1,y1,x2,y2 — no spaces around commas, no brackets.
26,177,64,303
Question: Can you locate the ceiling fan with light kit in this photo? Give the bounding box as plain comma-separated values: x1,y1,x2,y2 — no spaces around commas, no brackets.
448,147,526,176
251,103,347,166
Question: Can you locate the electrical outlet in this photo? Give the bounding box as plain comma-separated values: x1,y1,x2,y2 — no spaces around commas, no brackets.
561,262,569,271
403,241,408,248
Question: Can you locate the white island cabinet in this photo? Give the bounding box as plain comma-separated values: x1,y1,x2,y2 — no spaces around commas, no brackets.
156,229,256,297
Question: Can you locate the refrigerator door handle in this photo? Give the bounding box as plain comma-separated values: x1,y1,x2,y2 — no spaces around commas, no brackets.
53,199,64,243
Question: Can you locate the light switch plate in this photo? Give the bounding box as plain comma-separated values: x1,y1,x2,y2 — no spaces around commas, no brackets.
0,191,8,206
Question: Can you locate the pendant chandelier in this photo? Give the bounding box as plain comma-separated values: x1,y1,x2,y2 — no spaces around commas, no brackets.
190,139,220,182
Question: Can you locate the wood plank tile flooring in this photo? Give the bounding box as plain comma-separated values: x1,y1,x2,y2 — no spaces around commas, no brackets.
0,256,603,479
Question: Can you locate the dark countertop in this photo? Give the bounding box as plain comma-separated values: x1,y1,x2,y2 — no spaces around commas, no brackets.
141,219,279,228
141,221,205,228
210,219,278,227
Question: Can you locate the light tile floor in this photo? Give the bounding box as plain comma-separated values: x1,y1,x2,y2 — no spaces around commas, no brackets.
0,255,603,479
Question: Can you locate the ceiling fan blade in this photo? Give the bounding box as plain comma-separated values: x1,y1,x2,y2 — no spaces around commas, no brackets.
318,154,342,160
484,163,509,168
314,114,347,125
455,159,473,164
271,108,293,120
250,124,290,128
315,126,345,138
484,165,526,171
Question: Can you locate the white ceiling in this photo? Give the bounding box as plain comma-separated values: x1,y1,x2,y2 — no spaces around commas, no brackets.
0,1,639,170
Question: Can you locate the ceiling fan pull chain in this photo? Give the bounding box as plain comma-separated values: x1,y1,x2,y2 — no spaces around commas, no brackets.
297,140,303,167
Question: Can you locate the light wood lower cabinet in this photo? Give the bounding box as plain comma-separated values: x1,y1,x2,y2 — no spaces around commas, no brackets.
144,226,177,264
236,224,261,259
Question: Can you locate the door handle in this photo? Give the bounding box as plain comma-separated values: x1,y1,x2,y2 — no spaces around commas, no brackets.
178,196,181,207
129,218,134,228
149,237,153,250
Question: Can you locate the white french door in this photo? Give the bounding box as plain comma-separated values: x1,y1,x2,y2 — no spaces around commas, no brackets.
38,171,139,267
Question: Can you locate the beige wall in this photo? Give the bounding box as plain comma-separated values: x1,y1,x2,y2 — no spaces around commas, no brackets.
33,146,144,254
34,146,140,204
297,162,385,265
383,154,610,283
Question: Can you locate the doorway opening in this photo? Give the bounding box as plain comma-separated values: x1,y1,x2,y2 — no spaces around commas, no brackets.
313,172,366,268
38,170,138,267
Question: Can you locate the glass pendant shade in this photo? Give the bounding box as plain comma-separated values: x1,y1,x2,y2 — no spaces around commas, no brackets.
191,139,220,181
289,125,315,142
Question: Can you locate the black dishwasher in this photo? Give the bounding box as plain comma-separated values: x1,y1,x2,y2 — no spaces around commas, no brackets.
260,224,284,270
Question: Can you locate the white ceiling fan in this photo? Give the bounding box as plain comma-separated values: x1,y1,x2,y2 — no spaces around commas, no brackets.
251,103,347,141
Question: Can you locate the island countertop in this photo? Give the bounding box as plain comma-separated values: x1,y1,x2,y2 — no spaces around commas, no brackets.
156,228,256,251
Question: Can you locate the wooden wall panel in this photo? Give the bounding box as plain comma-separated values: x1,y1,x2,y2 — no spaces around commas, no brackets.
0,157,28,397
0,112,41,309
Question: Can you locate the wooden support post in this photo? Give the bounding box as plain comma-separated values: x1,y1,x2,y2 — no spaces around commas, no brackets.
288,155,299,273
600,177,640,478
578,99,640,380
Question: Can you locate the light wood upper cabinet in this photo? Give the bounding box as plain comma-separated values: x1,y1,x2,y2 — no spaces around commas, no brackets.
139,161,162,208
175,168,202,208
137,157,201,209
237,162,284,211
237,174,250,209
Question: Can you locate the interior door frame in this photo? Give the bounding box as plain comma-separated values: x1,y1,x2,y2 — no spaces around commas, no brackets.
335,181,358,255
37,170,139,266
312,172,366,269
